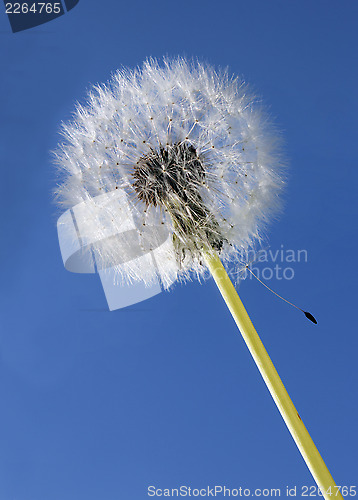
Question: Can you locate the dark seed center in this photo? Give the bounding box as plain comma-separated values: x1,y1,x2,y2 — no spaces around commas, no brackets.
132,142,205,207
132,142,223,257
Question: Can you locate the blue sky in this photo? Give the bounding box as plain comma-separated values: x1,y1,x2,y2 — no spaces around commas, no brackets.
1,1,357,499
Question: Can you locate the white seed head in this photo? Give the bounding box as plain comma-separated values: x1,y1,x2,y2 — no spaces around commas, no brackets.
54,57,286,286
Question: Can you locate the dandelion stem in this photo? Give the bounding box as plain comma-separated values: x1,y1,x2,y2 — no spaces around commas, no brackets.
203,250,342,500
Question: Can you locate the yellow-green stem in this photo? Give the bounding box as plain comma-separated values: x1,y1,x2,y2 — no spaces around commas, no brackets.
204,251,342,500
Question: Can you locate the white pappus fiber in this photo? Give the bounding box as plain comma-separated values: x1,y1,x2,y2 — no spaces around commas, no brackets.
54,57,286,287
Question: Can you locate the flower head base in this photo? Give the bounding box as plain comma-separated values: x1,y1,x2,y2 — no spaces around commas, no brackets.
54,58,285,286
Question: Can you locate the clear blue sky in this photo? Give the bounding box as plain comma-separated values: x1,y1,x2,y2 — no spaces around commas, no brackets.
1,1,357,499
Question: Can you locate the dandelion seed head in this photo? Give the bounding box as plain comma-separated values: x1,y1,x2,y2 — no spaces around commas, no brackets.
54,57,286,286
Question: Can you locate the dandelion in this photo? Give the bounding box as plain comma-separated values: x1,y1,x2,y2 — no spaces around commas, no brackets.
54,58,342,499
